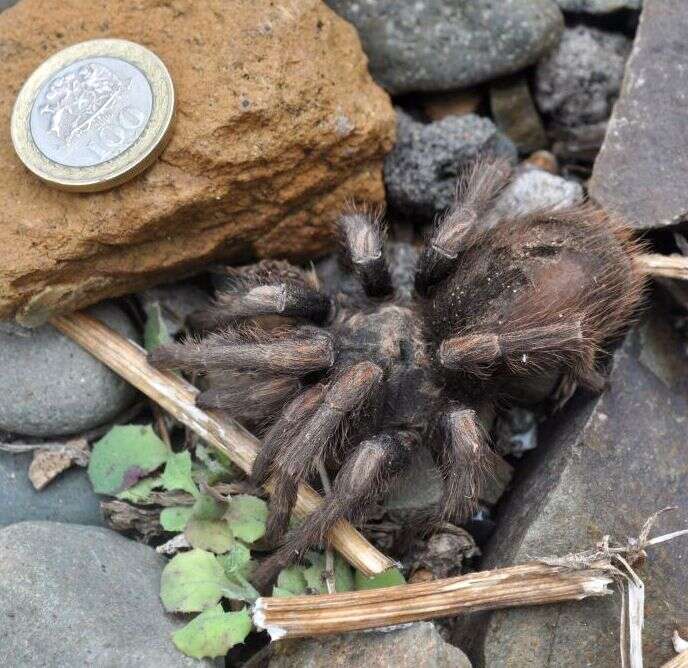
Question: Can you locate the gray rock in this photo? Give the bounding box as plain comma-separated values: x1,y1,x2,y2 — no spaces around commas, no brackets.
0,451,102,527
590,0,688,230
556,0,641,12
460,307,688,666
494,168,584,218
384,110,517,220
387,445,513,511
490,76,548,154
0,0,18,11
0,301,140,437
138,281,209,337
535,26,631,128
271,621,471,668
324,0,563,95
0,522,217,667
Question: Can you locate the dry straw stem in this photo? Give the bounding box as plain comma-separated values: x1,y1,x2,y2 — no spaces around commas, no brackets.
663,632,688,668
51,311,393,576
253,562,614,639
637,253,688,280
664,653,688,668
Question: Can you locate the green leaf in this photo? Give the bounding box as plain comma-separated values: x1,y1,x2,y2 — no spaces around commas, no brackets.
302,552,354,594
218,544,252,579
160,549,230,612
161,451,199,498
185,519,234,554
171,605,251,659
143,301,173,352
116,475,161,503
333,554,355,592
354,567,406,590
88,425,170,495
273,566,308,597
160,506,194,532
225,495,268,543
222,573,260,604
192,493,227,521
195,444,236,483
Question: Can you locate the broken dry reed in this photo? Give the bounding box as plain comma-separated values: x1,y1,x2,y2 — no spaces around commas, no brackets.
664,652,688,668
50,311,393,577
638,254,688,280
253,562,613,639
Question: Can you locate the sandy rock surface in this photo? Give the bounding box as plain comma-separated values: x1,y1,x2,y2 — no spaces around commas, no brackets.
0,0,394,324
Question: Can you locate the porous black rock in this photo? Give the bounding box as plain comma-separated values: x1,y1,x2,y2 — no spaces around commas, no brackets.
384,110,517,220
535,25,631,128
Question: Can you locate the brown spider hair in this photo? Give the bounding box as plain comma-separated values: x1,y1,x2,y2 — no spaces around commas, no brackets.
149,158,646,588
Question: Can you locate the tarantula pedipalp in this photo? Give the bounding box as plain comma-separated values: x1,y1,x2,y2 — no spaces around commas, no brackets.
149,159,645,587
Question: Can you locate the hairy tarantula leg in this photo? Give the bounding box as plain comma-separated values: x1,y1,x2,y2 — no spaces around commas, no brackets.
439,321,588,370
415,158,512,294
264,361,384,543
196,374,302,412
339,212,393,297
252,431,413,591
575,365,608,393
148,328,335,376
188,283,332,331
251,384,327,486
429,407,494,523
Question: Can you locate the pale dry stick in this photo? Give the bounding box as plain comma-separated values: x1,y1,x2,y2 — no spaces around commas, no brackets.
50,311,393,577
664,652,688,668
253,562,614,639
315,458,336,594
663,632,688,668
637,253,688,280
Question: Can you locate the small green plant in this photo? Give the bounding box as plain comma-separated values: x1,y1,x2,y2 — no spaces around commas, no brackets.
85,307,404,659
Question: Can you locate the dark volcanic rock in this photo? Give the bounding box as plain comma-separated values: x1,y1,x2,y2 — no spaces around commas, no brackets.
270,621,471,668
590,0,688,230
384,110,517,220
460,307,688,666
325,0,563,95
535,26,631,128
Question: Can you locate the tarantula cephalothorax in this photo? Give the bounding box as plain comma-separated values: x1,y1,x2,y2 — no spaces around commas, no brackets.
149,159,645,587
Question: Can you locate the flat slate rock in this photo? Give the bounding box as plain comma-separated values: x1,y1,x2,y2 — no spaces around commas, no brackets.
271,621,471,668
0,522,218,667
590,0,688,229
459,306,688,666
325,0,563,94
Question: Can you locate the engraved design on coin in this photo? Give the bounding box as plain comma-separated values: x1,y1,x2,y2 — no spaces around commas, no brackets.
11,39,175,192
30,57,153,168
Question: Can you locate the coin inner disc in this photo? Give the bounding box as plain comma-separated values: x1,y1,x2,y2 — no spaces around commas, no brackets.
29,56,153,168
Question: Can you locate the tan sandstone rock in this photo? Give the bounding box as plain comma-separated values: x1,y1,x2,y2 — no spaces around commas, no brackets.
0,0,394,324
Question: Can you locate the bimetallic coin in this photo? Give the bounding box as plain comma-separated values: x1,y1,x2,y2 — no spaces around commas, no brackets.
11,39,175,192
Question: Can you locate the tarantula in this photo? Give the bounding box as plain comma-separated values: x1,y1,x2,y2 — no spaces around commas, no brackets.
149,159,645,587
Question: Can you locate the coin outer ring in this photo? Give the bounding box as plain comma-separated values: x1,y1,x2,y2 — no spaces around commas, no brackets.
10,38,175,192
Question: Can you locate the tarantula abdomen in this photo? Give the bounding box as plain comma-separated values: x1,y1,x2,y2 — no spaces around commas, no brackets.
149,158,646,587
